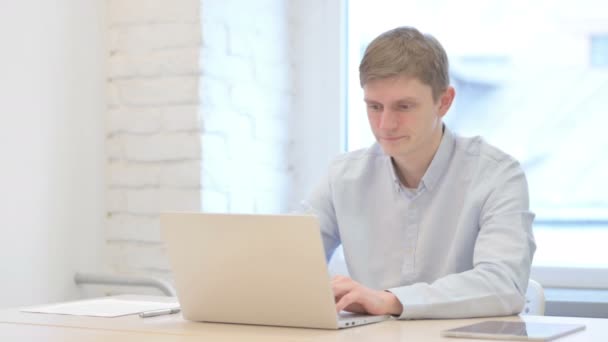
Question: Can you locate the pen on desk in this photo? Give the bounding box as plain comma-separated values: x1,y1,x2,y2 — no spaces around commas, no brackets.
139,307,181,318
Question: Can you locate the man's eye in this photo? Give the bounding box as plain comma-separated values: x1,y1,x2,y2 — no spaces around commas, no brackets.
367,104,381,111
399,104,412,110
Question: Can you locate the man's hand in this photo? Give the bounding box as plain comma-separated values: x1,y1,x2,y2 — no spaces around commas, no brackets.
331,275,403,316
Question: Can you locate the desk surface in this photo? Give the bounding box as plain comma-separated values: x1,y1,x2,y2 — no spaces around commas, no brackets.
0,296,603,341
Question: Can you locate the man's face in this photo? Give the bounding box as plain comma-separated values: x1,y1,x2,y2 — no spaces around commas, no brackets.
363,76,453,160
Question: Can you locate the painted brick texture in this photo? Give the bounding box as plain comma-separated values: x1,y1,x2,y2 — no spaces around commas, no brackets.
105,0,293,280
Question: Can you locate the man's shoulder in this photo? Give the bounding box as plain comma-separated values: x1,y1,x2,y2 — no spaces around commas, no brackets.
453,133,519,166
329,144,386,174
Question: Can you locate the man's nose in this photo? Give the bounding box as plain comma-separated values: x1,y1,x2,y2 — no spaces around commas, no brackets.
379,110,398,130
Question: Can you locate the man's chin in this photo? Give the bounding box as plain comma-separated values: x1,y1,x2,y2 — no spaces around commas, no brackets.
378,144,409,158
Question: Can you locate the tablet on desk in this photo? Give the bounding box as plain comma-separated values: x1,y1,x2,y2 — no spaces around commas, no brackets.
441,320,586,341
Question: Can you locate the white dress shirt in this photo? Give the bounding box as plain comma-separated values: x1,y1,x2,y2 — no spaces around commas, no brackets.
299,126,536,319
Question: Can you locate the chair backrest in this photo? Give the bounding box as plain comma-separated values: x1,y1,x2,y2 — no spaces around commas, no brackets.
522,279,545,315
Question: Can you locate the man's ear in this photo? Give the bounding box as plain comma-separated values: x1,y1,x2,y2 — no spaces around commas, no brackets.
438,86,455,118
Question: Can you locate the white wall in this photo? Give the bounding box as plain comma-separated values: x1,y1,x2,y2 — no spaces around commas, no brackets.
288,0,346,206
200,0,293,215
105,0,203,277
104,0,346,280
0,0,106,307
0,0,344,303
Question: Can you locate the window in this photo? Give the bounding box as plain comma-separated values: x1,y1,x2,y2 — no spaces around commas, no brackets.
591,34,608,67
347,0,608,288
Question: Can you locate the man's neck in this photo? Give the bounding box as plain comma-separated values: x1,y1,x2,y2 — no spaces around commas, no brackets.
392,126,444,189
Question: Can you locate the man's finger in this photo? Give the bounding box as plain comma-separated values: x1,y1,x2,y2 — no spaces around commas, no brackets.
331,275,349,283
335,292,357,313
330,275,352,288
331,277,356,298
332,283,353,298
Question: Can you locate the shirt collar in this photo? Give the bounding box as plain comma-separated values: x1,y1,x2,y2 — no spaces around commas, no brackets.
388,154,402,191
387,125,455,193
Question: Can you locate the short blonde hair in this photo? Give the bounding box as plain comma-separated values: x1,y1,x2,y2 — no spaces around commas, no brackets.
359,26,449,101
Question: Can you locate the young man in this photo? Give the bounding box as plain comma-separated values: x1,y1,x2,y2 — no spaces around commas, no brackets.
300,27,536,319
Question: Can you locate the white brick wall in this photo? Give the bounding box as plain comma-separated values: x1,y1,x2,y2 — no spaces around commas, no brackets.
109,76,199,106
106,0,204,280
105,0,344,292
105,0,297,283
108,0,200,25
200,0,292,214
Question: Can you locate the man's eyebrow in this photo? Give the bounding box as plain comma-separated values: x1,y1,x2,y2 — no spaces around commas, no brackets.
364,97,418,103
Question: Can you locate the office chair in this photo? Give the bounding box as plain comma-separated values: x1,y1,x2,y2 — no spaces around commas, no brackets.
522,278,545,315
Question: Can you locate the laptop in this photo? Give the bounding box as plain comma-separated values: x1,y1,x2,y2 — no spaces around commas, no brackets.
160,212,391,329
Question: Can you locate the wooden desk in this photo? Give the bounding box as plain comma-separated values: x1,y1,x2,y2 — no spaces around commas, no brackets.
0,296,604,341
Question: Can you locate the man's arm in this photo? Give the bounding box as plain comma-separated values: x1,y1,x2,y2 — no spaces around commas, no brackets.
388,159,536,319
332,275,403,316
298,165,402,316
328,159,536,319
297,168,341,262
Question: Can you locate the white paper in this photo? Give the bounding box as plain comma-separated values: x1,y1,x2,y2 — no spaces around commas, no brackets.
21,297,180,317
